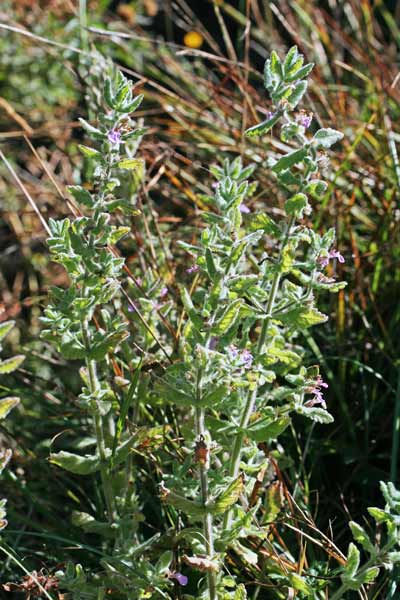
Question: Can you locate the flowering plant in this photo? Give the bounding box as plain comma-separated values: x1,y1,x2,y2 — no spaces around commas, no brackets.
37,47,400,600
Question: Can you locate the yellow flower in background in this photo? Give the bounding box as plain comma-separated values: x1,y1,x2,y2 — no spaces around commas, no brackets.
183,31,204,49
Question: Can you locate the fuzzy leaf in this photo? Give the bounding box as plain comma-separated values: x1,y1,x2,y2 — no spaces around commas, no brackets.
181,287,203,331
245,112,281,137
160,483,206,518
0,321,15,343
343,542,360,578
288,573,312,595
71,512,115,537
287,80,307,109
116,158,145,171
349,521,375,554
358,567,379,584
247,416,290,442
234,584,247,600
275,305,328,329
299,406,334,424
78,145,102,158
0,355,25,374
285,193,309,218
313,128,344,149
272,148,308,173
0,397,20,419
286,62,314,82
67,186,94,208
212,474,244,515
50,451,101,474
212,300,243,335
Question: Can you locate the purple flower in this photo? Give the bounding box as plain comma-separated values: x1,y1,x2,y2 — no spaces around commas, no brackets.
108,129,121,145
127,301,137,313
228,344,239,359
241,349,253,369
317,249,345,269
170,572,188,586
228,345,253,369
266,110,276,121
299,114,312,129
239,203,250,214
160,286,168,299
186,264,199,274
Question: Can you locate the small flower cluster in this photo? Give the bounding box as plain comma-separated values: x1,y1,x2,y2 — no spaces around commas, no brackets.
305,375,329,408
318,249,345,269
227,345,253,369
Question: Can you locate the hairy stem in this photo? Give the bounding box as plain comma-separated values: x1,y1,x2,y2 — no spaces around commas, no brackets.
195,393,217,599
81,319,117,521
223,216,295,529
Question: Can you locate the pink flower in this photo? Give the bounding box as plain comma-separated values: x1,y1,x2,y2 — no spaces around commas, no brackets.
186,264,199,274
305,375,328,408
318,249,345,269
239,203,250,214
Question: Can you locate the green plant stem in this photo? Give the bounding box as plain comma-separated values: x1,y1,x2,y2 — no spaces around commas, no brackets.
223,216,295,530
195,401,217,600
81,319,116,521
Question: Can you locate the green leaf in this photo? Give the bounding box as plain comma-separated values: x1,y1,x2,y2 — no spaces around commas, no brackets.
349,521,375,554
288,573,312,595
67,186,94,208
299,406,334,424
367,506,390,523
275,305,328,329
285,193,309,218
0,397,19,420
283,46,299,73
249,213,281,237
78,145,102,158
116,158,145,171
247,416,290,442
286,62,314,82
234,584,247,600
71,512,115,537
344,542,360,578
103,78,115,108
305,179,328,198
78,118,104,139
212,300,243,335
211,475,244,515
122,93,144,113
245,112,281,137
0,355,25,374
313,128,344,149
388,551,400,563
0,321,15,343
272,148,308,173
287,80,308,109
205,248,218,279
270,50,283,78
50,451,101,474
181,287,203,331
160,483,206,518
263,482,283,524
358,567,379,584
